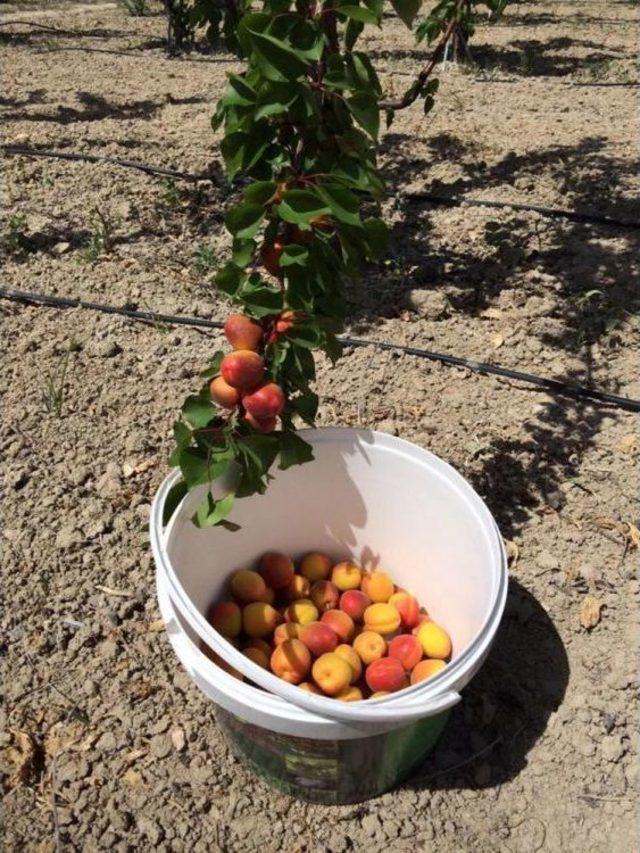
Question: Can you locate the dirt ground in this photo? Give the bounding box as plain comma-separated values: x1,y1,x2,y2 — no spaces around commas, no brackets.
1,0,639,850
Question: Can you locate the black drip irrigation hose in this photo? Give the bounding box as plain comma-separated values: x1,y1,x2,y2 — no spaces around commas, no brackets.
405,192,640,231
2,287,638,414
4,145,638,231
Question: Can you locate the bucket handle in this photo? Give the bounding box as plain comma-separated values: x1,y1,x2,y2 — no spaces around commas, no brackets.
151,469,463,726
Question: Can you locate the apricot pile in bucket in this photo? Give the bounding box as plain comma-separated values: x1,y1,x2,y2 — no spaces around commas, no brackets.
203,552,452,701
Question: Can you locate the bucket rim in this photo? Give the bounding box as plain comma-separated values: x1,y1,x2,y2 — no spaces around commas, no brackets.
151,427,508,723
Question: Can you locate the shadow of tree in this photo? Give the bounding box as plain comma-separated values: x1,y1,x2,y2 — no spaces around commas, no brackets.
470,36,628,77
406,578,569,790
0,88,47,109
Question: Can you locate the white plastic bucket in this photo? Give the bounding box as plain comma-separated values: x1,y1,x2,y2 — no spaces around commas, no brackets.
152,428,508,801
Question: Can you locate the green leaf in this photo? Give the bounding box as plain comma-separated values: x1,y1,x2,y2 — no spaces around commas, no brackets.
316,184,361,227
345,18,364,50
363,217,389,259
390,0,421,28
239,275,284,317
238,434,280,470
215,263,244,297
232,238,256,268
182,394,216,429
290,392,318,425
223,74,257,107
279,432,314,470
199,351,225,380
323,333,343,364
287,321,324,349
243,180,277,205
337,4,380,24
277,190,331,226
248,30,309,82
193,491,235,528
347,92,380,139
280,244,308,267
180,447,230,488
225,202,265,239
162,479,188,526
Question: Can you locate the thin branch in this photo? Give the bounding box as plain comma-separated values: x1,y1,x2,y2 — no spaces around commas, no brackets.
379,0,465,111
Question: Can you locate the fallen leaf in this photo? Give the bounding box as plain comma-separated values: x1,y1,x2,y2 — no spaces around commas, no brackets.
122,748,147,766
44,722,85,757
504,539,520,566
95,584,132,598
123,768,143,786
491,333,504,349
170,728,185,751
3,731,37,789
623,522,639,549
580,595,603,630
480,307,502,320
146,619,165,632
616,434,637,454
123,458,156,478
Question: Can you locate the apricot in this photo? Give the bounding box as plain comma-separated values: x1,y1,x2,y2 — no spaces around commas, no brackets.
243,646,270,670
230,569,267,603
259,585,275,605
284,598,319,626
258,551,294,589
275,309,297,335
411,613,432,635
334,644,362,683
310,580,340,613
220,350,265,391
331,561,362,591
352,631,386,665
283,574,311,602
361,570,394,603
299,621,339,657
411,658,446,684
270,638,311,684
320,609,355,642
300,552,332,582
416,622,452,660
389,592,420,629
207,601,242,638
243,602,280,638
200,644,244,681
298,681,322,694
261,240,284,277
243,411,277,433
388,634,423,671
370,691,390,699
339,589,371,622
244,638,272,657
311,652,353,696
365,657,407,694
209,375,241,409
273,622,302,645
224,313,263,351
363,603,401,635
335,685,363,702
243,382,285,420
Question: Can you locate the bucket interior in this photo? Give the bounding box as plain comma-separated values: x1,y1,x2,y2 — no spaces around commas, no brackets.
164,429,501,660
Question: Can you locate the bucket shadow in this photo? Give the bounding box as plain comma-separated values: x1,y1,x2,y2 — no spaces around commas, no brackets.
406,578,569,790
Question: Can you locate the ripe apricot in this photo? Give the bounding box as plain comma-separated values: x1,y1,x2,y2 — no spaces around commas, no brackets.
258,551,294,589
207,601,242,638
242,602,280,638
361,570,394,603
335,685,363,702
311,652,353,696
230,569,267,604
273,622,302,645
284,598,319,626
259,585,275,605
334,644,362,683
339,589,371,622
299,621,339,657
388,634,423,671
411,658,446,685
261,240,284,277
200,644,244,681
353,631,386,665
209,375,240,409
300,552,332,582
224,313,263,351
365,657,407,694
270,638,311,684
411,613,432,635
275,309,297,335
220,350,265,391
370,691,390,699
310,580,340,613
243,411,277,433
243,382,285,420
331,561,362,591
298,681,323,694
320,609,355,642
244,638,272,657
283,574,311,602
363,603,401,635
243,646,270,670
416,622,452,660
389,592,420,629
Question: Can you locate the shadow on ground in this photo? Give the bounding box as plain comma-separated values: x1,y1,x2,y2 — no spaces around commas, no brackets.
406,578,569,790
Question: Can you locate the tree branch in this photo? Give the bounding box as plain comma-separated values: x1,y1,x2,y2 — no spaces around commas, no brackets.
379,0,465,111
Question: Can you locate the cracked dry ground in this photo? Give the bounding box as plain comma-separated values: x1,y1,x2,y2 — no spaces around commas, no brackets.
1,0,639,850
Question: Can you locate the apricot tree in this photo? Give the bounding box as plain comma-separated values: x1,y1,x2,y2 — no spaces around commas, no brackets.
167,0,507,527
